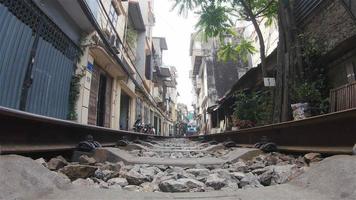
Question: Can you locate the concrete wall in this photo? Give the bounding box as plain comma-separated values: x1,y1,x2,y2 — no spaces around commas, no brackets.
34,0,81,42
136,32,146,83
76,45,93,125
241,19,278,68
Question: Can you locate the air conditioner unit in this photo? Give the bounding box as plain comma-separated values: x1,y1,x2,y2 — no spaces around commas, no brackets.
109,34,121,54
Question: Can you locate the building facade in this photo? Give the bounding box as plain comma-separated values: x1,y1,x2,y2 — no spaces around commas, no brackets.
0,0,179,136
189,32,249,134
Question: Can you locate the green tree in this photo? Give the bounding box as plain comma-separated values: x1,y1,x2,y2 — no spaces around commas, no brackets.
172,0,277,77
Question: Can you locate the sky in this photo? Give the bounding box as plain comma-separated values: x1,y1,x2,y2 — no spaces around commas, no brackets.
152,0,198,110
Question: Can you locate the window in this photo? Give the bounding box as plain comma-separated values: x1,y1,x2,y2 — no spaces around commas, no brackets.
107,4,119,35
145,55,152,80
346,62,355,83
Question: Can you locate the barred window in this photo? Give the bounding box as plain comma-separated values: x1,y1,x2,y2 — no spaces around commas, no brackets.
106,3,118,35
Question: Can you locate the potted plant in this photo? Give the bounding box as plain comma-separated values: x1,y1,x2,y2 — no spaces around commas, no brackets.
290,82,321,120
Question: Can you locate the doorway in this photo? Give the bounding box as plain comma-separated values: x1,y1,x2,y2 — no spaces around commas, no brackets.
96,74,107,126
154,116,158,135
120,91,130,130
88,64,112,127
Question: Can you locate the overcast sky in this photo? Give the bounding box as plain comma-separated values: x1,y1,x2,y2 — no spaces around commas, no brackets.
152,0,198,110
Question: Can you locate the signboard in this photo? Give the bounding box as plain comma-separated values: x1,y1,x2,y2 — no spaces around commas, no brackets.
264,77,276,87
87,62,94,72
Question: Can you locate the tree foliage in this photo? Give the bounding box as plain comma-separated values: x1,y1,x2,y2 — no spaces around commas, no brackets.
217,38,256,62
172,0,277,72
233,90,273,125
195,3,233,40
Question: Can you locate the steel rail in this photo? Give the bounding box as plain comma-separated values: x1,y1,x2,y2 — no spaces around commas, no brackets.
0,106,164,154
1,106,356,155
190,108,356,154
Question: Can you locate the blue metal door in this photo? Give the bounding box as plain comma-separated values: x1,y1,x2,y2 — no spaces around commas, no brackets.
0,4,34,109
0,0,79,119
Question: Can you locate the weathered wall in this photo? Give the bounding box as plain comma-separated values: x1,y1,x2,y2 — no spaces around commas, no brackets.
302,0,356,89
302,0,356,53
327,53,356,89
213,56,245,98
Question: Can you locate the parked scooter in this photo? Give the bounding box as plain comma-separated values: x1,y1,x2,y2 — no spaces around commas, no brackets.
133,115,144,132
133,122,144,132
142,123,155,134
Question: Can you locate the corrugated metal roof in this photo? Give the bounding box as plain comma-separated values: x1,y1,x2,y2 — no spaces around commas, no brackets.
294,0,323,25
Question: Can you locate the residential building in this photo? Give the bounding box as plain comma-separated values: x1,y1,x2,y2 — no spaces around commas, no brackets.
0,0,177,136
77,0,175,135
152,38,179,136
189,31,248,134
0,0,93,119
175,103,189,136
239,19,279,71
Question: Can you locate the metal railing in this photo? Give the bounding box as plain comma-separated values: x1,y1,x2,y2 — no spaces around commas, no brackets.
294,0,323,25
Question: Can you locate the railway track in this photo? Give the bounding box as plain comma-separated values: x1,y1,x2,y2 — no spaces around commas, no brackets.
0,106,355,155
1,136,356,200
1,113,356,199
0,106,163,154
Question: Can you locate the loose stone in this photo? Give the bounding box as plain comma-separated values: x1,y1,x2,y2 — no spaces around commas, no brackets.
59,165,98,180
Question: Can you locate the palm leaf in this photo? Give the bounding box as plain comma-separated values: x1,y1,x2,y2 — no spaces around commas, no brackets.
195,3,233,40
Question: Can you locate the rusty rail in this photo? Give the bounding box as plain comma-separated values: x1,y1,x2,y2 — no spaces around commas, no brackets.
191,108,356,154
0,106,164,154
1,106,356,155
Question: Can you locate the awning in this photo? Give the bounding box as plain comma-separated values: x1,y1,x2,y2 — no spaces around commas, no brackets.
207,105,218,113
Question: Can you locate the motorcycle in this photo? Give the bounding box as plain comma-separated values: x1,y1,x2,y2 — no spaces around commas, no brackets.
142,123,155,134
133,122,144,133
